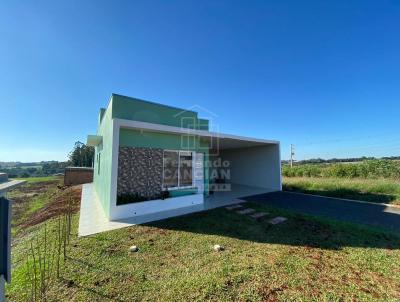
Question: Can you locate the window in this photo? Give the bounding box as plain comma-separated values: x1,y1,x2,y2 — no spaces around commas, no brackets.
97,153,101,175
163,151,178,188
179,151,193,186
163,151,193,188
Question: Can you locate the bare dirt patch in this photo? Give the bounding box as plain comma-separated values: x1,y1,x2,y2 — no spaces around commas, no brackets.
11,181,60,220
21,185,82,228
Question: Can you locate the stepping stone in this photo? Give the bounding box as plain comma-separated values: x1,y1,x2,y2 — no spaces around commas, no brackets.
129,245,139,253
250,212,269,219
213,244,225,252
225,204,243,211
236,208,256,215
268,217,287,225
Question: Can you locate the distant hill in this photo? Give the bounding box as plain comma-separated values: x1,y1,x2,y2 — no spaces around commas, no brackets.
282,156,400,165
0,161,68,178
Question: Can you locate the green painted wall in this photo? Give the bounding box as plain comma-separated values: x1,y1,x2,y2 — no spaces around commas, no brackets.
92,94,212,218
111,94,209,130
119,128,209,150
93,100,114,217
198,119,209,131
98,108,106,126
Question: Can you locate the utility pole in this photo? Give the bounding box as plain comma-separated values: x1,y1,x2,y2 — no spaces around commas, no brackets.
290,144,295,167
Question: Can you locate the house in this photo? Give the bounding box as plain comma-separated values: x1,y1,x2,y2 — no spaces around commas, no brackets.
81,94,281,234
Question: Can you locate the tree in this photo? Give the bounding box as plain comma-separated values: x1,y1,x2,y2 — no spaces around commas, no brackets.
42,161,69,175
68,141,94,167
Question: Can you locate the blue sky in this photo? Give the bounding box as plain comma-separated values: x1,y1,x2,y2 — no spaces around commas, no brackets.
1,0,399,162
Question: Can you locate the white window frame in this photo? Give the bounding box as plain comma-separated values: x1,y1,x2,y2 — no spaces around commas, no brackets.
162,150,196,190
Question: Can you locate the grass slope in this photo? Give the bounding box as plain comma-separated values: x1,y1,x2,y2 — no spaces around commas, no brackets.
7,176,79,236
284,177,400,205
14,176,60,183
6,190,400,301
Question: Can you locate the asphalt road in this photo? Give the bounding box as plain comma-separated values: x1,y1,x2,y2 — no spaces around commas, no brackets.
243,191,400,232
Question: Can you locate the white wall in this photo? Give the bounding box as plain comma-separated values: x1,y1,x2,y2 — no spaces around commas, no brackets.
219,144,281,191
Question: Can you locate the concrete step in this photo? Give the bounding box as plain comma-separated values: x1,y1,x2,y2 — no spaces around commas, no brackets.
237,208,256,215
250,212,269,219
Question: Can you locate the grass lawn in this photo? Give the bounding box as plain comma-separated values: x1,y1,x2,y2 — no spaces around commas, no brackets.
6,181,400,302
13,176,61,183
284,177,400,206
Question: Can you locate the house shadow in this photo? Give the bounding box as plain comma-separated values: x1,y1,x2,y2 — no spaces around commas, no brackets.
144,199,400,251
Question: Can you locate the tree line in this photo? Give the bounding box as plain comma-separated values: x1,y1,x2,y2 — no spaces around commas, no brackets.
282,156,400,165
67,141,94,167
0,141,94,178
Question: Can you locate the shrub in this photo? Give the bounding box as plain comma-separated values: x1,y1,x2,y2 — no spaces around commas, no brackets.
117,190,171,205
117,193,148,205
160,190,170,200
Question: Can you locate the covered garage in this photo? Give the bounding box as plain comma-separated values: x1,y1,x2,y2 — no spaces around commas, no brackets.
204,134,281,209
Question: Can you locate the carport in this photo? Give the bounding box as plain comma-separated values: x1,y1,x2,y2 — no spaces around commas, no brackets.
204,134,282,209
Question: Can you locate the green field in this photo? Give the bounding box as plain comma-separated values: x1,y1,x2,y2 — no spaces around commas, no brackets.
6,179,400,301
1,161,67,178
282,159,400,205
14,176,61,183
282,159,400,179
283,177,400,205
